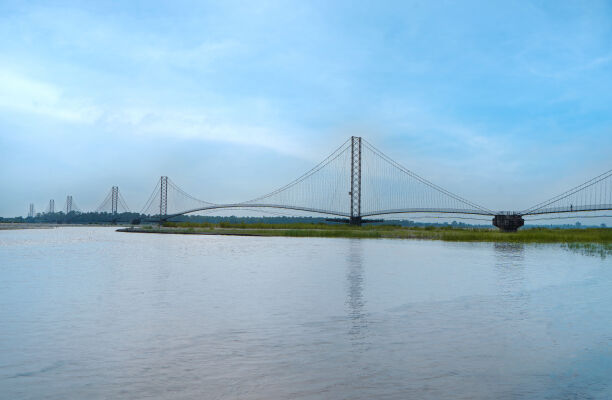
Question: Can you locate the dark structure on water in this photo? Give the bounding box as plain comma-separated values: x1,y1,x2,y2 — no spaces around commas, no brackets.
492,214,525,232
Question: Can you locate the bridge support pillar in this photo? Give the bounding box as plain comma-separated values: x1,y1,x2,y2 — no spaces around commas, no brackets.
159,176,168,224
350,136,362,225
493,214,524,232
66,195,73,214
111,186,118,215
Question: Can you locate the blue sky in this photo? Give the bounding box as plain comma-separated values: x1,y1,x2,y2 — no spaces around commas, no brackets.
1,1,611,217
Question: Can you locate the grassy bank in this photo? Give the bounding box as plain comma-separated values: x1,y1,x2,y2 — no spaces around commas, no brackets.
119,221,612,245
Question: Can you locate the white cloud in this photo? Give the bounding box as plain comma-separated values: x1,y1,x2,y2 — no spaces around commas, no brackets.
0,69,101,123
0,69,311,158
106,107,304,157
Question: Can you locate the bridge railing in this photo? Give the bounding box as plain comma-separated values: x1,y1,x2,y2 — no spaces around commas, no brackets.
524,203,612,216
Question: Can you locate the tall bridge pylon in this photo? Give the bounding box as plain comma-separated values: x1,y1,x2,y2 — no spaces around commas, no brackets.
350,136,362,225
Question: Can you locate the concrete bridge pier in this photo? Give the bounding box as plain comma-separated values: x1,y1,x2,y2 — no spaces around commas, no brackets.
492,214,525,232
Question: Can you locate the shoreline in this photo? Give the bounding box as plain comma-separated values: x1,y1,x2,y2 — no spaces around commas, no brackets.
117,228,267,237
0,223,130,230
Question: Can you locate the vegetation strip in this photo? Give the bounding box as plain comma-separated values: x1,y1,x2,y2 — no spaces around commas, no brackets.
117,222,612,245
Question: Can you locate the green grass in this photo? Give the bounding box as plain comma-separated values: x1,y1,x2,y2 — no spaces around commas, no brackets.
153,222,612,244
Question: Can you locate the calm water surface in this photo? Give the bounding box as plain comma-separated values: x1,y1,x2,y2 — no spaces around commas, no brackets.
1,227,611,399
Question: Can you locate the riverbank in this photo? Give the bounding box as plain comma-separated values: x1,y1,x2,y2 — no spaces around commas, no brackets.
0,223,130,230
0,223,58,230
118,222,612,245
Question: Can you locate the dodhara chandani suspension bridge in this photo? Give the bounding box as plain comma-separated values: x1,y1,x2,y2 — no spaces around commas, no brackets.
39,137,612,231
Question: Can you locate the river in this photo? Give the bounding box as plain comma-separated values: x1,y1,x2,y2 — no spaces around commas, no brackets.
1,227,611,399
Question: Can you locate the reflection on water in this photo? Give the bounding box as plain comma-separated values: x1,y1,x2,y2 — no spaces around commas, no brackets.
493,242,525,262
493,242,526,295
345,239,367,339
1,227,611,399
492,242,532,334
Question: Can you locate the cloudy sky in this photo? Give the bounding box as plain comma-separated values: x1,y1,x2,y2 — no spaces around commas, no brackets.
1,0,611,218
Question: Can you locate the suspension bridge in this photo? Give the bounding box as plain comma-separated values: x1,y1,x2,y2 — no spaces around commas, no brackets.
31,137,612,231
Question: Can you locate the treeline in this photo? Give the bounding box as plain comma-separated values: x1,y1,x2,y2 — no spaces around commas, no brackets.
0,212,145,225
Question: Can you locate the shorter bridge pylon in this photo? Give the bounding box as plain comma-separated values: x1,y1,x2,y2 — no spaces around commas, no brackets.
159,176,168,223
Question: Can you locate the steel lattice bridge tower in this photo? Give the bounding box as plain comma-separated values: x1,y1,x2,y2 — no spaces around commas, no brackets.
136,136,612,231
96,186,130,216
349,136,362,225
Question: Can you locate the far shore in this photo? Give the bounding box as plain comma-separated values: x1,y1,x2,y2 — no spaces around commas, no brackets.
0,223,128,230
